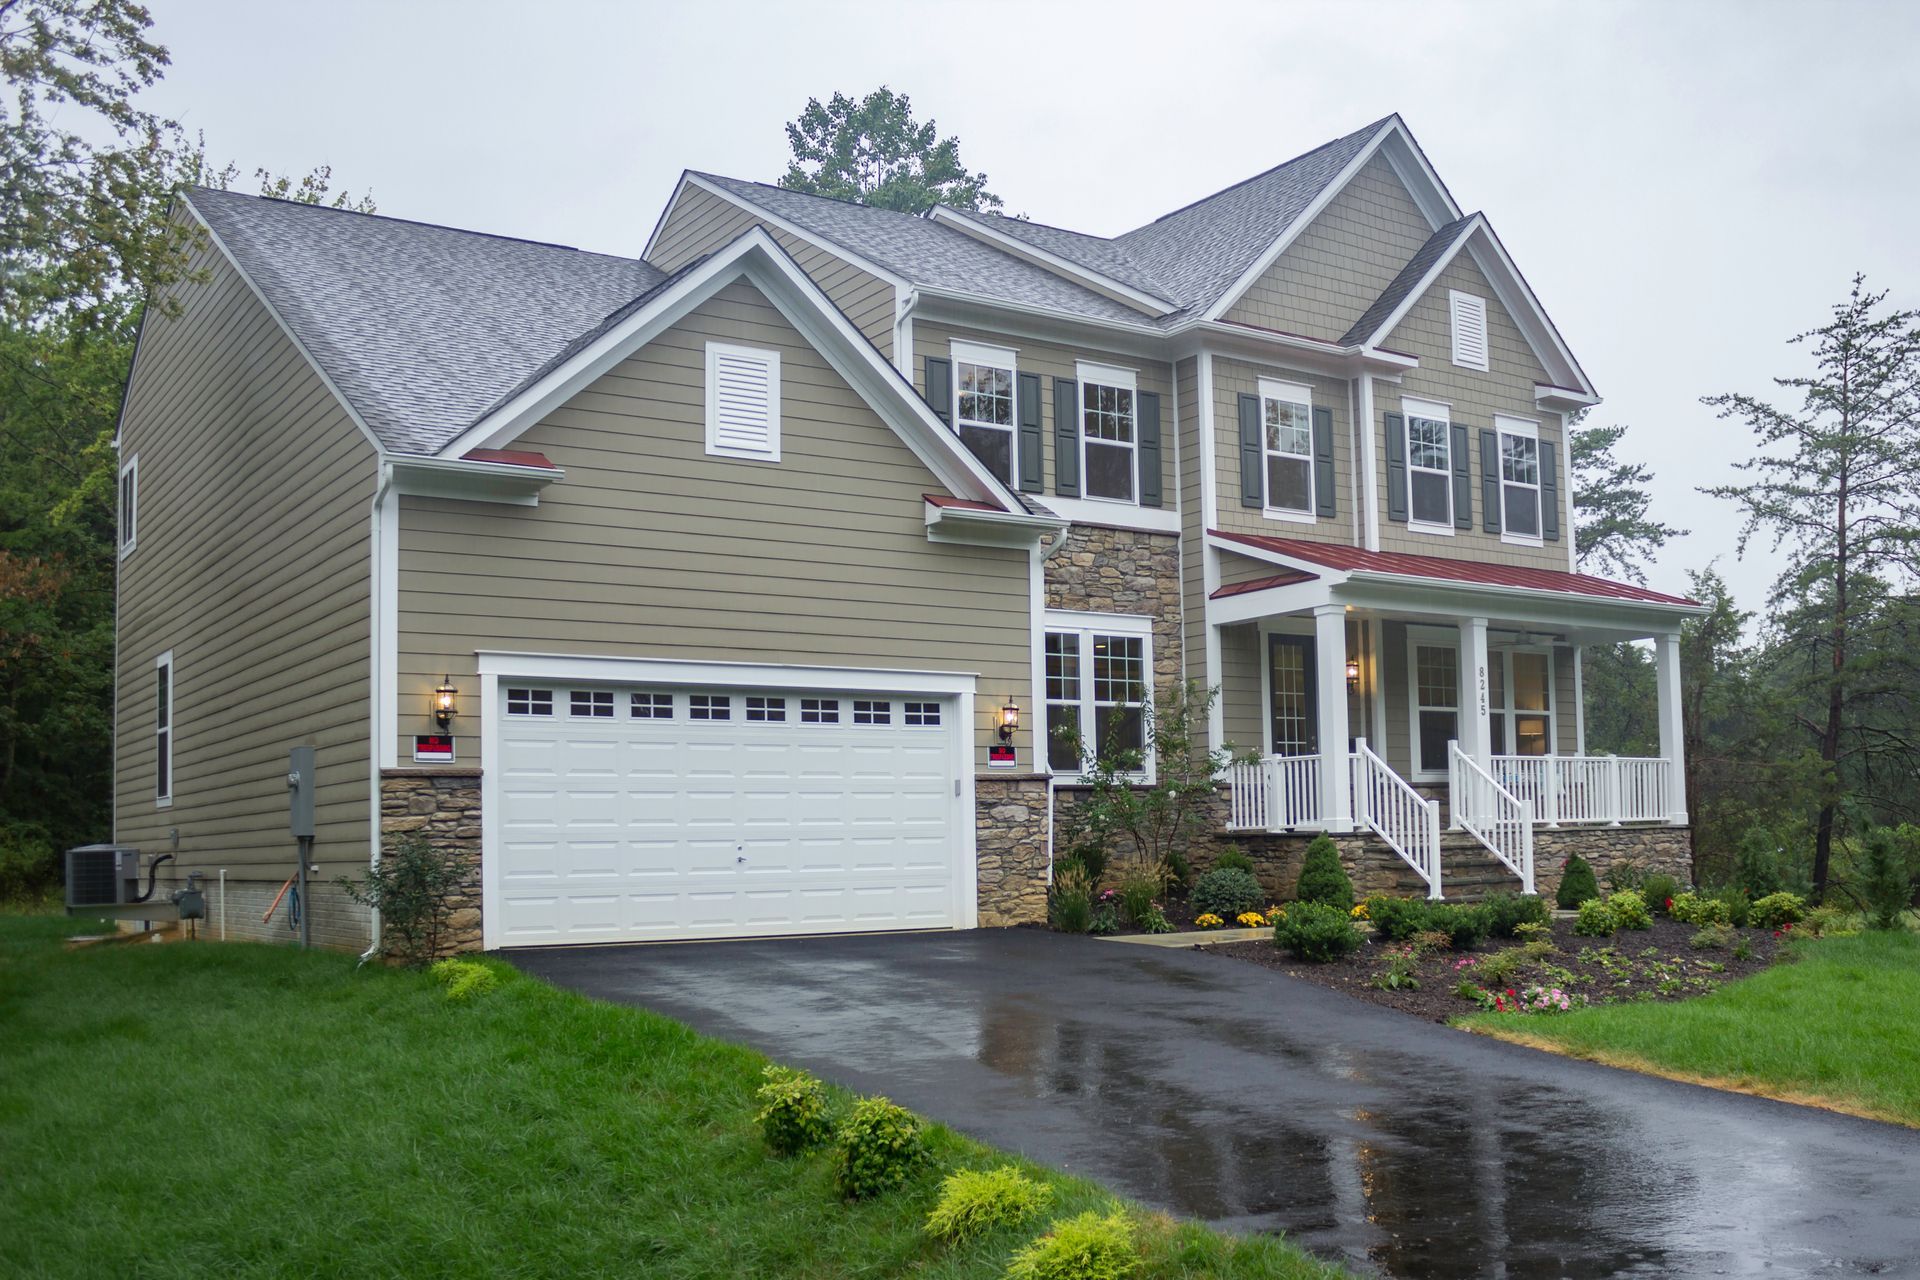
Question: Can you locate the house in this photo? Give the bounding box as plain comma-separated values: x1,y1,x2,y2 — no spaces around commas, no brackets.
111,115,1699,954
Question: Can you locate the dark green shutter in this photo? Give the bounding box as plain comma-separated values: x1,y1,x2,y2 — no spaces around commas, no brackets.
1138,391,1162,508
1384,412,1408,523
925,357,952,427
1237,393,1263,509
1480,429,1501,534
1017,371,1043,493
1451,422,1472,529
1053,378,1079,498
1312,405,1336,519
1541,438,1560,540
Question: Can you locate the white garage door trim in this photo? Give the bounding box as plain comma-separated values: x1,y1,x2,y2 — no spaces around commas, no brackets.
475,652,979,949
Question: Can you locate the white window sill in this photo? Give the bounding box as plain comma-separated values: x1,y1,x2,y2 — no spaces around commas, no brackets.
118,543,137,561
1406,520,1455,537
1500,531,1545,548
1261,507,1318,526
155,797,173,810
1045,495,1180,534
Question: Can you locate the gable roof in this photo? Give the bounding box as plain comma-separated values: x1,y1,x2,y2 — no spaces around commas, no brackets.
184,187,670,455
1338,214,1478,347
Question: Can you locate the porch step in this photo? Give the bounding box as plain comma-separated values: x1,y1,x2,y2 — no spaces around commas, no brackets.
1385,835,1525,902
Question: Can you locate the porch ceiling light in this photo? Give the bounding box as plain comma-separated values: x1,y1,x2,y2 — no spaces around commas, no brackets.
1345,658,1361,692
433,676,458,729
999,698,1020,742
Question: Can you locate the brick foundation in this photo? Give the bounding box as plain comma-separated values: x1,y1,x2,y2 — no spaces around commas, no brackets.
378,767,484,956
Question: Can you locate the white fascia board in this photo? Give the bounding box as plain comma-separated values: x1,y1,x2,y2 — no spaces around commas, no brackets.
390,455,563,507
924,501,1066,548
927,207,1177,316
475,651,980,696
178,192,387,458
1204,532,1353,585
1378,123,1466,230
1040,496,1182,534
1207,576,1336,627
1461,223,1597,399
1348,215,1484,351
912,285,1165,344
1332,573,1707,630
1183,321,1418,376
639,170,695,264
673,174,909,292
1536,385,1602,410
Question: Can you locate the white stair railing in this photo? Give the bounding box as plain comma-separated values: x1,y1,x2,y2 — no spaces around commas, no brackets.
1450,743,1535,893
1350,738,1442,898
1226,755,1324,831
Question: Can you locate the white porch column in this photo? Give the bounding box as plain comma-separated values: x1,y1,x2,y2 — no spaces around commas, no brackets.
1655,630,1689,825
1314,604,1353,830
1459,616,1493,773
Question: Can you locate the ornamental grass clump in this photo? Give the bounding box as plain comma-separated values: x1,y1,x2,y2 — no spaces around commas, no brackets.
923,1166,1052,1245
427,957,497,1001
1006,1210,1140,1280
1608,889,1654,930
1572,898,1618,937
835,1096,929,1199
1274,900,1360,962
1749,892,1808,930
1190,867,1263,920
754,1065,834,1155
1294,835,1354,910
1049,861,1095,935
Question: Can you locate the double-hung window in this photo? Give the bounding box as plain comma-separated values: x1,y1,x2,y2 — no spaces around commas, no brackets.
952,342,1017,487
1496,415,1542,542
1043,612,1152,776
1078,362,1136,504
1404,399,1453,528
1409,630,1459,780
1261,379,1314,518
154,650,174,807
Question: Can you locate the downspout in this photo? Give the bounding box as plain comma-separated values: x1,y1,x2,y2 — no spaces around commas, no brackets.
359,461,394,965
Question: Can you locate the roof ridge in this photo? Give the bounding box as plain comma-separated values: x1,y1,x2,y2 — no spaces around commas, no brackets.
691,172,943,225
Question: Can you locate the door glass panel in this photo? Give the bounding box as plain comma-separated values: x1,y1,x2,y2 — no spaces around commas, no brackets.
1511,652,1550,712
1514,714,1550,757
1414,643,1459,774
1491,717,1507,755
1268,635,1317,756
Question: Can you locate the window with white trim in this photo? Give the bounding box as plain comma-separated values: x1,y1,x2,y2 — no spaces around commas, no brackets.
953,341,1016,487
853,699,890,725
1450,290,1488,371
118,456,139,558
507,688,553,716
705,342,781,461
1410,634,1459,779
1043,613,1152,775
630,691,672,719
154,650,173,806
1078,362,1136,504
1404,399,1453,528
903,701,941,727
570,690,614,718
746,695,786,722
800,697,839,724
1496,416,1542,542
1260,379,1315,517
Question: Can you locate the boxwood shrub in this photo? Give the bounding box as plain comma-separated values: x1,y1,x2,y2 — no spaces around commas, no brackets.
1294,835,1354,910
1274,900,1360,962
754,1065,834,1156
835,1096,929,1199
1557,854,1599,909
1608,889,1654,930
1749,891,1808,930
1190,867,1263,920
1482,891,1549,938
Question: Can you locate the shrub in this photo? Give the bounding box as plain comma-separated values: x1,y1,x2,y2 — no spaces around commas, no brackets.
1426,902,1492,951
0,821,59,905
1365,894,1432,942
1572,898,1618,937
1049,862,1094,934
1465,947,1527,987
1689,923,1734,950
835,1097,929,1199
1858,827,1916,931
1797,905,1850,938
1089,904,1119,936
1749,892,1807,931
1734,827,1786,899
1274,901,1360,962
1513,920,1554,943
1212,847,1255,875
1604,860,1647,893
1711,885,1753,928
1608,889,1653,930
1190,867,1263,920
1642,873,1681,915
1670,891,1730,926
1294,835,1354,910
1006,1210,1139,1280
336,832,475,965
1556,854,1599,909
1065,841,1109,888
427,957,497,1001
1410,928,1454,955
924,1166,1052,1244
754,1065,834,1156
1482,892,1549,939
1160,850,1193,891
1112,860,1162,926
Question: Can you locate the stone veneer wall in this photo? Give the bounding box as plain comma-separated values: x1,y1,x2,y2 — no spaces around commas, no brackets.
1533,826,1693,901
1044,526,1183,687
378,768,484,955
975,776,1051,926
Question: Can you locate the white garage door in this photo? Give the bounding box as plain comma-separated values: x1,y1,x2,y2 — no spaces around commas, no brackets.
490,680,965,947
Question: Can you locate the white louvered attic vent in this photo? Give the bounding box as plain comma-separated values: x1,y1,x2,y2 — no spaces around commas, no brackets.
1449,290,1489,371
705,342,781,461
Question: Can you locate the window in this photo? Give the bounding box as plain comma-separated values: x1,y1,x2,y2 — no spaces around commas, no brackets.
1411,638,1459,778
853,700,891,725
746,695,787,722
1404,399,1452,528
705,342,780,461
118,456,139,558
1450,290,1488,371
953,342,1016,486
903,701,941,727
1043,614,1152,775
1078,362,1136,503
1489,650,1553,757
570,690,614,718
689,694,731,721
1267,634,1317,756
507,688,554,716
1496,416,1542,541
1260,380,1314,517
800,697,839,724
630,691,672,719
154,651,173,806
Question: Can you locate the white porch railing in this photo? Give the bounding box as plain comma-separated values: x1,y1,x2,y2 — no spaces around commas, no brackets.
1351,740,1443,899
1449,744,1535,893
1226,754,1323,832
1490,754,1674,826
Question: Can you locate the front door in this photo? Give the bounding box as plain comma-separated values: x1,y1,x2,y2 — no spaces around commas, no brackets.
1267,634,1318,756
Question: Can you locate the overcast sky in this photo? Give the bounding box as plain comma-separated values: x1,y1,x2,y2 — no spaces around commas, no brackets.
141,0,1920,618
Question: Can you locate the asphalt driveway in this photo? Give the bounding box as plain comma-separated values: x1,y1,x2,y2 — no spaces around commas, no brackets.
507,929,1920,1278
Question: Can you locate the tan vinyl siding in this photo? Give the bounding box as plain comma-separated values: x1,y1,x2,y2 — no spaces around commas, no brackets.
912,321,1172,508
1555,646,1579,755
1220,155,1433,341
1382,621,1414,775
395,279,1031,768
113,231,376,941
649,184,897,361
1210,355,1353,546
1219,623,1263,753
1374,250,1569,572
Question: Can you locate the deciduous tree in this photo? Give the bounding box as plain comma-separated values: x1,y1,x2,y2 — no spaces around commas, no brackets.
780,87,1001,213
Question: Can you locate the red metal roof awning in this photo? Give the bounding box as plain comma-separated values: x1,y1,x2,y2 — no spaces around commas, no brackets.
1210,570,1317,599
462,447,560,470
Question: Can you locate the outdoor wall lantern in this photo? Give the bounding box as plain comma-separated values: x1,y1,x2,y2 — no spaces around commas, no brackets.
433,676,459,728
999,699,1020,742
1345,658,1361,693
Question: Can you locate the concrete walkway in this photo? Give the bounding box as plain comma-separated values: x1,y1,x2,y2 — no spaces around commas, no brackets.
507,929,1920,1278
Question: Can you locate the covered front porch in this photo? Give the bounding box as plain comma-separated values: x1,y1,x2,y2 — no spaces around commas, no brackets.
1205,532,1704,898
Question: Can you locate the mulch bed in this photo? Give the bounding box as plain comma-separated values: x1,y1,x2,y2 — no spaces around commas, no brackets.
1203,916,1792,1022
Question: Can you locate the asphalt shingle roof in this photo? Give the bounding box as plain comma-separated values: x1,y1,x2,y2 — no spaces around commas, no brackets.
1338,214,1477,347
188,187,668,454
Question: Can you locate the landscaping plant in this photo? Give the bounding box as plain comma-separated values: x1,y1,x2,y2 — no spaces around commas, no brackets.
1005,1209,1140,1280
1364,894,1433,942
1294,834,1354,910
1689,923,1735,950
1557,854,1599,909
1274,901,1360,962
754,1065,834,1156
1369,945,1422,991
427,957,497,1001
1733,826,1787,899
335,832,474,965
1749,892,1808,930
1481,892,1549,939
1573,898,1619,937
1190,867,1263,920
1211,847,1255,875
1112,860,1164,926
1712,885,1754,927
1642,873,1681,915
1856,827,1916,930
1669,891,1730,926
835,1096,930,1199
1049,861,1095,935
923,1166,1052,1245
1607,889,1654,930
1426,902,1493,951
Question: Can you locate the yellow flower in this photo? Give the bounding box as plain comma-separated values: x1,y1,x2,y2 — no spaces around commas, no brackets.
1350,903,1371,920
1236,911,1267,927
1195,913,1224,929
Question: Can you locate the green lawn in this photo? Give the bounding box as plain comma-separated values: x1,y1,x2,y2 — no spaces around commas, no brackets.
1461,931,1920,1127
0,914,1346,1279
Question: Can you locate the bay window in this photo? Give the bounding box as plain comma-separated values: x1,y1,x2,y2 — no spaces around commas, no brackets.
1044,611,1153,775
1261,379,1315,517
952,342,1017,486
1078,362,1136,503
1405,399,1452,528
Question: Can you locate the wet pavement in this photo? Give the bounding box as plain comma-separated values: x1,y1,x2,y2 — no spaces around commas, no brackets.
506,929,1920,1278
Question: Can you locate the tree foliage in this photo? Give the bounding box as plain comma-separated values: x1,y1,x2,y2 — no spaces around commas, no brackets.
1569,415,1685,585
780,87,1001,213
